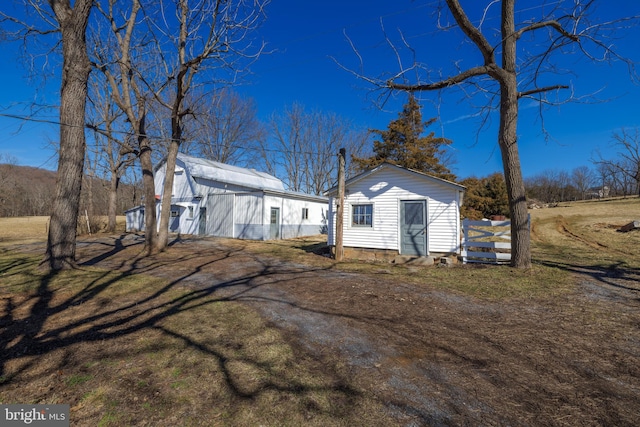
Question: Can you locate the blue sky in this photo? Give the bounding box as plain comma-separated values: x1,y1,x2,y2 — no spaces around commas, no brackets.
1,0,639,179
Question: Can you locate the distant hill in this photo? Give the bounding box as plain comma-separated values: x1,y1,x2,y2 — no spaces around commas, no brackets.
0,164,57,186
0,163,139,217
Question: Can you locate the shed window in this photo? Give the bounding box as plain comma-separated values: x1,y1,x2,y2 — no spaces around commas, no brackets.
302,207,309,220
352,204,373,227
170,209,180,218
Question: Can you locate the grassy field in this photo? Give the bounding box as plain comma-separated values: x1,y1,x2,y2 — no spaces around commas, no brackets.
1,197,639,425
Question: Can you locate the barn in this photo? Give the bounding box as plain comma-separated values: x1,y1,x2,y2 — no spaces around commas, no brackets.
126,153,328,240
325,162,465,260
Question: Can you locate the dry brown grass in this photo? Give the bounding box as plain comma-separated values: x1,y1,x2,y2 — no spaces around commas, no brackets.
530,196,640,268
0,216,50,242
0,216,128,243
0,234,391,426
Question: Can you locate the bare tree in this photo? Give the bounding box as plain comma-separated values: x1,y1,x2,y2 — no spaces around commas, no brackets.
1,1,92,267
594,128,640,197
346,0,637,268
571,165,595,200
86,72,137,232
30,0,93,270
183,89,265,166
153,0,268,252
0,154,20,217
91,0,162,251
263,103,369,195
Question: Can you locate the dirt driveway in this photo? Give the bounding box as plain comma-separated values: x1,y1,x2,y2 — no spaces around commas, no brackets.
65,233,640,426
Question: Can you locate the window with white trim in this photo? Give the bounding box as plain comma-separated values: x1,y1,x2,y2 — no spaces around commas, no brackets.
352,204,373,227
302,207,309,220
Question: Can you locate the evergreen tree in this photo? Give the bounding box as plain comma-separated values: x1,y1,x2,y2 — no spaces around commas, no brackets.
460,173,509,219
353,95,455,181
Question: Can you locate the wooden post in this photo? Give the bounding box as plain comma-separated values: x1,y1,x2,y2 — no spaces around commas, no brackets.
335,148,345,261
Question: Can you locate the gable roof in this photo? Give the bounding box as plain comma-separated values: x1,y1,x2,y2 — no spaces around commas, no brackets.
159,153,285,192
324,162,465,196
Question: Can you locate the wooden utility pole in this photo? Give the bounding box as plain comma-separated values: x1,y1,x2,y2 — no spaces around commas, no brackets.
335,148,345,261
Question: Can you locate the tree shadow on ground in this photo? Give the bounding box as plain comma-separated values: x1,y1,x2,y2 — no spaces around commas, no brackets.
534,258,640,300
0,235,372,424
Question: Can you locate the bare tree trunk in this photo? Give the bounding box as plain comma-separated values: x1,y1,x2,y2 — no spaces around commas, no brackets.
139,140,157,252
499,82,531,268
157,141,179,250
499,0,531,269
335,148,345,261
43,0,92,270
107,173,119,232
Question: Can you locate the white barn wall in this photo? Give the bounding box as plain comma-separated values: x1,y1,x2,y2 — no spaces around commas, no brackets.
154,163,165,197
235,193,265,239
207,193,234,237
145,154,328,240
263,194,327,239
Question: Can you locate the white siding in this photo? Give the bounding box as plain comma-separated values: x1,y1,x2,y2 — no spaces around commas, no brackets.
155,159,194,200
329,166,462,254
263,194,327,239
207,193,235,237
235,193,265,239
149,155,328,240
154,164,165,196
426,186,461,253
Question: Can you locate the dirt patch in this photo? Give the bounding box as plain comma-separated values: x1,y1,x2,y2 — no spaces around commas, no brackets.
23,234,631,426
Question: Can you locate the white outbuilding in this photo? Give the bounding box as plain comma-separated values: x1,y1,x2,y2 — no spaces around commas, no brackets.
325,162,465,260
126,153,328,240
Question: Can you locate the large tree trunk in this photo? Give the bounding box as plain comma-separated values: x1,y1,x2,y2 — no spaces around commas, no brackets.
500,0,531,269
106,173,119,233
139,139,158,253
499,86,531,268
156,141,180,250
43,0,92,270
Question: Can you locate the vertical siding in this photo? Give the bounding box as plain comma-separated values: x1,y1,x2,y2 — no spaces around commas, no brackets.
206,193,235,237
330,167,461,254
235,193,265,239
154,164,166,196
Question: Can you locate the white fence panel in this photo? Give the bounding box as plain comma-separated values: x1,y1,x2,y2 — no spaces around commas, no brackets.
462,218,526,264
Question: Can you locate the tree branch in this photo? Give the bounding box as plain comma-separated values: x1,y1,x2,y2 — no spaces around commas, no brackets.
515,20,579,42
387,65,495,91
445,0,495,64
518,84,569,99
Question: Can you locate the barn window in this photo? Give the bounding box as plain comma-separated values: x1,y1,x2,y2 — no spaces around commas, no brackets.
302,207,309,220
352,204,373,227
170,209,179,218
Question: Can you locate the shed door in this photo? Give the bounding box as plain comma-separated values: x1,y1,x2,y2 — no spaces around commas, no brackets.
400,200,427,256
269,207,280,239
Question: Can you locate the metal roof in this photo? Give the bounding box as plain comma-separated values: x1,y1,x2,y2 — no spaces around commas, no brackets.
176,153,285,191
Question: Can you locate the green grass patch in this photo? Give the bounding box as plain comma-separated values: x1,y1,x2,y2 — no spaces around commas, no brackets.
66,374,93,387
